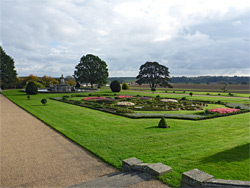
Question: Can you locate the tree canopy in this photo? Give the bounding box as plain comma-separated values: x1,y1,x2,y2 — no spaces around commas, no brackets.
41,75,59,87
74,54,109,88
0,46,17,89
136,61,171,89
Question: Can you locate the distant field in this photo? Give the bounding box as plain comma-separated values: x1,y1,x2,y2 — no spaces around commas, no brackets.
128,83,249,94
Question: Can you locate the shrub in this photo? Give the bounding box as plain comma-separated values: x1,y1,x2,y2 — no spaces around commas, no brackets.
189,92,193,97
116,108,134,113
41,98,47,105
173,91,175,93
110,80,121,92
207,93,210,95
122,83,129,90
235,106,241,109
155,95,160,99
151,88,156,92
218,93,221,95
204,109,209,114
158,117,169,128
27,95,30,100
26,81,38,95
73,101,82,105
181,97,186,100
165,91,168,93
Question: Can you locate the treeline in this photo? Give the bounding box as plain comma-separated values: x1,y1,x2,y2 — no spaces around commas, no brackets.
15,75,76,89
170,76,249,84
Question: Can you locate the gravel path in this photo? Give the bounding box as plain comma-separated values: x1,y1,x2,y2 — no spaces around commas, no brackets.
0,94,117,187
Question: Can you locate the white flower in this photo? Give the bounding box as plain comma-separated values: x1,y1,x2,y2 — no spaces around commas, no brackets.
116,102,135,106
160,99,178,102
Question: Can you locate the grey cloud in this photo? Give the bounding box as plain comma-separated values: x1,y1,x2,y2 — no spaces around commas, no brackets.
1,0,249,77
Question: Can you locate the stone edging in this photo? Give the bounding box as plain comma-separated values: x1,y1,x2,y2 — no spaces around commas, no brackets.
122,158,250,187
180,169,250,187
122,157,172,176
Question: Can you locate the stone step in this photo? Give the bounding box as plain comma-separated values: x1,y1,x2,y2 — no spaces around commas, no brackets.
67,171,153,188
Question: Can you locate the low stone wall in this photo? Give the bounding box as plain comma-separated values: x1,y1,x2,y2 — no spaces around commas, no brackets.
122,158,250,187
180,169,250,188
122,157,172,176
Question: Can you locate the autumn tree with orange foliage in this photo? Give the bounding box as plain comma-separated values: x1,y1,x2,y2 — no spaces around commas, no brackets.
15,77,26,88
42,75,59,87
24,74,40,82
65,75,76,86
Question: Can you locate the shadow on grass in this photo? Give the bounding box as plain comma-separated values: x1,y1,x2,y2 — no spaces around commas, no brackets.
145,126,159,129
201,143,250,163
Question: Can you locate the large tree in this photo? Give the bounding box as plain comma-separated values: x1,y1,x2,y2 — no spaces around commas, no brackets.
136,61,172,90
0,46,17,89
74,54,109,88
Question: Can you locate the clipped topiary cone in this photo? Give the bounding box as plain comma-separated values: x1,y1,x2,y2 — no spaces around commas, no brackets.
158,117,170,128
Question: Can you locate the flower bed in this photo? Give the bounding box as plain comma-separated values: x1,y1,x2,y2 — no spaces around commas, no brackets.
83,97,107,100
160,99,178,102
117,95,133,98
140,97,152,100
209,108,240,114
116,101,135,106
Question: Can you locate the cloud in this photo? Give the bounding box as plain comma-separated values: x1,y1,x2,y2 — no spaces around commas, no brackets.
1,0,250,77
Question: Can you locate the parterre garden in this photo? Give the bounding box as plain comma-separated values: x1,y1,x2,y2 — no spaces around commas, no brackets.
52,93,249,120
2,89,250,187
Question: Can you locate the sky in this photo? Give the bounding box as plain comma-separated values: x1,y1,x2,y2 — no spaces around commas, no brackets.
1,0,250,77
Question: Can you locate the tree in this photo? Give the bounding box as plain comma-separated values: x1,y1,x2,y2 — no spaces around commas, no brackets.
65,75,76,86
122,82,129,90
0,46,17,89
74,54,109,88
16,77,26,88
41,75,59,87
221,82,228,92
24,74,40,82
110,80,121,92
136,62,171,90
26,81,38,95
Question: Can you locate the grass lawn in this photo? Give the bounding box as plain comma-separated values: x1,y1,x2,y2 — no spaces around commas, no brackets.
2,89,250,187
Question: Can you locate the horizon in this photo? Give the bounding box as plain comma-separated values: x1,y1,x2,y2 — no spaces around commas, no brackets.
17,75,250,78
